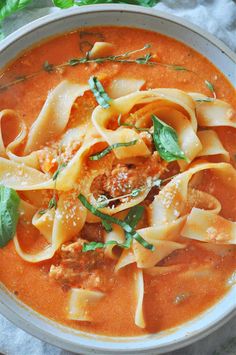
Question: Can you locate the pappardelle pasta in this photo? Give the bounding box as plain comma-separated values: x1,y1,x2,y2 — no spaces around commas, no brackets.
0,26,236,336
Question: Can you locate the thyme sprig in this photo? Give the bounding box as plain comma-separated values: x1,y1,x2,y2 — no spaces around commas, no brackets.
0,44,190,92
205,80,216,98
89,140,138,160
78,194,154,251
38,147,67,215
94,174,179,208
117,114,151,133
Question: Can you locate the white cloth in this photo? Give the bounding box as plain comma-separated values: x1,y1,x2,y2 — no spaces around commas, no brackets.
1,1,236,354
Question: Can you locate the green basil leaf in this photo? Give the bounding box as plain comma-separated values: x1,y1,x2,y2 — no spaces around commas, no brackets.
0,0,33,21
89,140,137,161
79,194,132,233
152,114,187,162
75,0,159,6
194,97,214,103
0,185,20,248
88,76,111,108
124,205,144,228
78,194,154,251
53,0,75,8
82,240,119,252
83,205,145,251
101,219,112,232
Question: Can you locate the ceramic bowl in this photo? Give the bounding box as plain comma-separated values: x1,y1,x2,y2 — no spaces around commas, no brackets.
0,5,236,354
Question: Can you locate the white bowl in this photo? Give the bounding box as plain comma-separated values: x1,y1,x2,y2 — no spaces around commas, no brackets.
0,5,236,354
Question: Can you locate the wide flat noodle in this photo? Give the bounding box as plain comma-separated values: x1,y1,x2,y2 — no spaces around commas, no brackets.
182,208,236,244
14,193,87,262
104,224,125,259
67,288,104,321
0,157,53,190
24,81,89,153
189,93,236,128
92,89,198,160
132,217,186,268
107,78,145,99
124,163,229,269
89,41,114,59
134,268,145,328
197,130,230,161
133,240,185,268
0,109,25,158
149,163,225,225
115,249,136,271
147,162,236,251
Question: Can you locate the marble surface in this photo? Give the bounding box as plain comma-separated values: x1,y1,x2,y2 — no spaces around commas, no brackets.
1,0,236,354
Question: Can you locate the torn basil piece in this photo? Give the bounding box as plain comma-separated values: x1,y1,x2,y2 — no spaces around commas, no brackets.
152,114,187,162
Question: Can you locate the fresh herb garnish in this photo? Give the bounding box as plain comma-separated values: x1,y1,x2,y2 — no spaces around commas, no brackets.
0,44,192,92
48,196,57,209
135,53,153,64
38,195,58,215
78,194,154,251
88,76,111,108
194,97,214,103
96,195,109,208
95,177,162,208
89,140,137,161
0,185,20,248
205,80,216,98
101,220,113,232
38,150,67,215
52,162,67,180
83,205,145,251
172,65,188,71
152,114,187,162
117,114,151,133
43,61,54,73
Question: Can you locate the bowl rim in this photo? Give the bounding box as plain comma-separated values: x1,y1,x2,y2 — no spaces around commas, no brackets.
1,4,236,65
0,4,236,354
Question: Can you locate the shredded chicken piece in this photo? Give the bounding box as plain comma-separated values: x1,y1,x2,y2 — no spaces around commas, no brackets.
80,223,104,242
50,240,116,292
91,152,166,198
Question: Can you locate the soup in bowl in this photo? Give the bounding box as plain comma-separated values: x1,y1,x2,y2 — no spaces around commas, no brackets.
0,5,236,354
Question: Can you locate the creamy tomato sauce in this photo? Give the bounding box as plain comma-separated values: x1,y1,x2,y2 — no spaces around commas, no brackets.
0,26,236,336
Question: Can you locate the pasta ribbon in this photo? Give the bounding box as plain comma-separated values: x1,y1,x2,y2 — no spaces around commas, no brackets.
68,288,104,321
182,208,236,244
24,81,89,153
92,89,201,165
14,193,87,262
134,268,146,328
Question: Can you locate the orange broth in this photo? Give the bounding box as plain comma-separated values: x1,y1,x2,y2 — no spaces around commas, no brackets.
0,26,236,336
